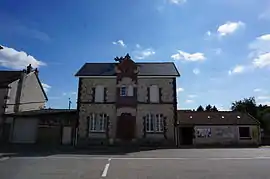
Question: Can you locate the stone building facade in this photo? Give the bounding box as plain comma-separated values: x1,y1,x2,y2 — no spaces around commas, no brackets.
75,54,180,146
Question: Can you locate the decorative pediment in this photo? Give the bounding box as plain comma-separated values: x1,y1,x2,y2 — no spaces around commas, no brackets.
114,54,139,75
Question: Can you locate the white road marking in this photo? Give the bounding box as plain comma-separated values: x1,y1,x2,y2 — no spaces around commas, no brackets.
0,157,9,161
110,157,270,160
10,156,270,161
12,156,109,160
101,158,111,177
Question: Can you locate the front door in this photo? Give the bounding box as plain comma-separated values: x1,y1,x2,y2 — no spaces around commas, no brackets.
116,113,136,141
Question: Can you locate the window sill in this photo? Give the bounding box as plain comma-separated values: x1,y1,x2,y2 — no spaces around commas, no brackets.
146,131,164,134
89,131,106,134
239,137,252,140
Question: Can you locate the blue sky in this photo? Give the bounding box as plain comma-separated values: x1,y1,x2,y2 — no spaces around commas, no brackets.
0,0,270,110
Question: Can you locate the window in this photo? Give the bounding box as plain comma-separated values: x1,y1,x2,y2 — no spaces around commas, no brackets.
145,114,164,133
95,85,104,102
150,85,159,103
89,113,107,132
120,85,133,96
156,114,164,132
239,127,250,138
120,86,127,96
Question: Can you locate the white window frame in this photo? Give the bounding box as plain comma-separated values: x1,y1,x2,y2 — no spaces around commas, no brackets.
150,85,159,103
145,114,164,133
95,85,104,102
89,113,107,132
155,114,164,132
120,86,127,96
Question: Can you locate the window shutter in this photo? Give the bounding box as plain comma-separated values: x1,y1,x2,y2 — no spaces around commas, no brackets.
127,85,133,96
147,87,150,103
104,88,107,102
92,88,95,102
86,116,90,136
159,88,162,103
95,86,104,102
150,85,159,103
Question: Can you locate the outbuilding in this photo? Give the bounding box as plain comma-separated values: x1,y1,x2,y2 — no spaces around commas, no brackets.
4,109,77,146
177,110,261,147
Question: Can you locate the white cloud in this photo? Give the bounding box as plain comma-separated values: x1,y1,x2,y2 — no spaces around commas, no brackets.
134,48,155,59
228,65,245,75
185,99,194,103
169,0,186,5
187,94,197,98
217,21,245,36
171,50,206,61
177,87,184,93
258,34,270,41
249,34,270,68
254,88,263,92
257,96,270,100
192,68,200,75
0,45,46,70
42,83,51,93
112,40,126,47
252,52,270,68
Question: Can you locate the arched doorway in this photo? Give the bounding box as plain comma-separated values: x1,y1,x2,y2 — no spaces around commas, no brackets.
116,113,136,141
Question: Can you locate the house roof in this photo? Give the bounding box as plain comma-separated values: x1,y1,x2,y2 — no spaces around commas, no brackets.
177,110,260,125
0,70,48,101
0,71,23,87
5,109,77,116
75,62,180,77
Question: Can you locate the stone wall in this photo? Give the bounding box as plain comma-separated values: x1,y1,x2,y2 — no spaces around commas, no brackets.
193,125,260,145
80,78,116,102
137,78,174,103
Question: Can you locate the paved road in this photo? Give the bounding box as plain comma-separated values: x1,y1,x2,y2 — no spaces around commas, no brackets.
1,148,270,179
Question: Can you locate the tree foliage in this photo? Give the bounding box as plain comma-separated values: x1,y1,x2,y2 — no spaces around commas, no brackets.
231,97,270,130
211,106,218,112
196,105,204,111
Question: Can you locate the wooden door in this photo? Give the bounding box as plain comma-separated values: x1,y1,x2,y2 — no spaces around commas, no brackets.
116,113,136,141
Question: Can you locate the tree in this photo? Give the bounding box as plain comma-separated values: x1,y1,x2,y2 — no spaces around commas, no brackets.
196,105,204,111
211,106,218,112
231,97,257,117
230,97,270,130
205,104,212,111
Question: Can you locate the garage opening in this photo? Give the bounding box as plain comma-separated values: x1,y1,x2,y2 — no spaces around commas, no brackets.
12,118,38,144
180,127,194,145
37,126,61,146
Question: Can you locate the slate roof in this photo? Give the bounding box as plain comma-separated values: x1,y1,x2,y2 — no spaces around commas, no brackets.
177,110,260,125
0,71,23,87
75,62,180,77
5,109,77,116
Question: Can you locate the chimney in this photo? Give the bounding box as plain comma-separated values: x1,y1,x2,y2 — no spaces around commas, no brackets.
34,68,39,76
26,64,33,74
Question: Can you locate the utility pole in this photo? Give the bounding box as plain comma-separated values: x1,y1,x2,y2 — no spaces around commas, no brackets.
68,98,72,110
